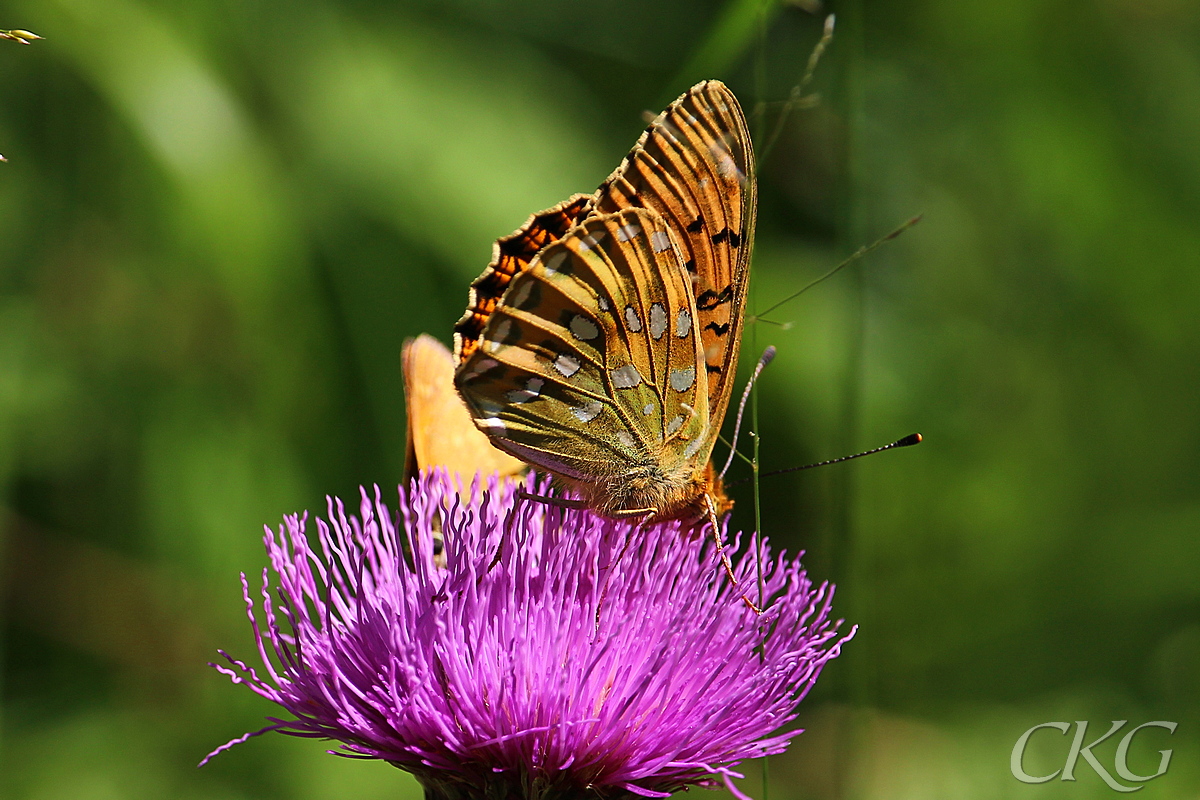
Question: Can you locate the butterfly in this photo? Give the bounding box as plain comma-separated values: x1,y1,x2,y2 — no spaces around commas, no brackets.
452,80,755,542
403,333,527,485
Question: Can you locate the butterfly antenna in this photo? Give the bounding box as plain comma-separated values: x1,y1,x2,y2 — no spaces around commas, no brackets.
727,433,923,487
719,346,777,480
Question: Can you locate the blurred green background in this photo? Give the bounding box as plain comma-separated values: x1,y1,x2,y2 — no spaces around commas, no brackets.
1,0,1198,797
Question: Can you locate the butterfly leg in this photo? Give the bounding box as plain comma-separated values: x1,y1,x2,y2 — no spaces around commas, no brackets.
610,506,658,519
517,490,588,510
704,493,763,614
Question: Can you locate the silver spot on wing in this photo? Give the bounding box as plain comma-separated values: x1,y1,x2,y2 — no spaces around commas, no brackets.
577,232,605,252
665,414,685,437
507,279,534,309
675,309,692,338
570,315,599,341
624,305,642,333
544,250,570,275
461,357,499,382
616,223,642,242
648,303,668,339
572,400,603,423
486,319,513,353
480,416,507,436
610,364,642,389
670,367,695,393
554,353,580,378
506,377,544,404
683,432,707,459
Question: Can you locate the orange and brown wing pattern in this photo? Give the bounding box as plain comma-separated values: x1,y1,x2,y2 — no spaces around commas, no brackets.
454,195,593,362
454,209,709,516
402,334,526,483
592,80,756,431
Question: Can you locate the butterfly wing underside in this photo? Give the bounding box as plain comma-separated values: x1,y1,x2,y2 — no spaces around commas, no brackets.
593,80,756,431
456,196,593,363
402,334,525,484
455,209,710,513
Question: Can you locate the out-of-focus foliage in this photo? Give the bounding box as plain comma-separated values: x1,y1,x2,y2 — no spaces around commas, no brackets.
0,0,1197,798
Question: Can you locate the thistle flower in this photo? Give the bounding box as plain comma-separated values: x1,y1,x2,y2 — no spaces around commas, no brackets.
205,471,853,800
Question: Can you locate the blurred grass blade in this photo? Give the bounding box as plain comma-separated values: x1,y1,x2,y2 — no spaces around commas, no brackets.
665,0,788,100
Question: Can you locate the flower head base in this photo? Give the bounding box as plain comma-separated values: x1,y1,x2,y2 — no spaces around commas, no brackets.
207,471,852,800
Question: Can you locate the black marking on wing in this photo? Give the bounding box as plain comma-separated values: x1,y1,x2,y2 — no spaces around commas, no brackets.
704,321,730,336
728,229,741,248
710,229,729,245
705,362,722,374
695,285,734,311
686,217,704,233
684,258,697,274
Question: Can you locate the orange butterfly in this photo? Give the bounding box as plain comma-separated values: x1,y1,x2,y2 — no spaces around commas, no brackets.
453,81,754,552
402,334,525,486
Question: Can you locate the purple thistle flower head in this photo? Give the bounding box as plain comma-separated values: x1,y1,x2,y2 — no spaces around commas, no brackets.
206,471,853,800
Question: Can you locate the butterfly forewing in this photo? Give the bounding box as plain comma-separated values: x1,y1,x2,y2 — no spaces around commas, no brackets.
456,208,710,510
592,81,755,430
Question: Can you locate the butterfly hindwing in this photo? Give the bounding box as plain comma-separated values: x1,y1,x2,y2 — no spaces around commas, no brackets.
592,80,755,430
455,208,710,502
